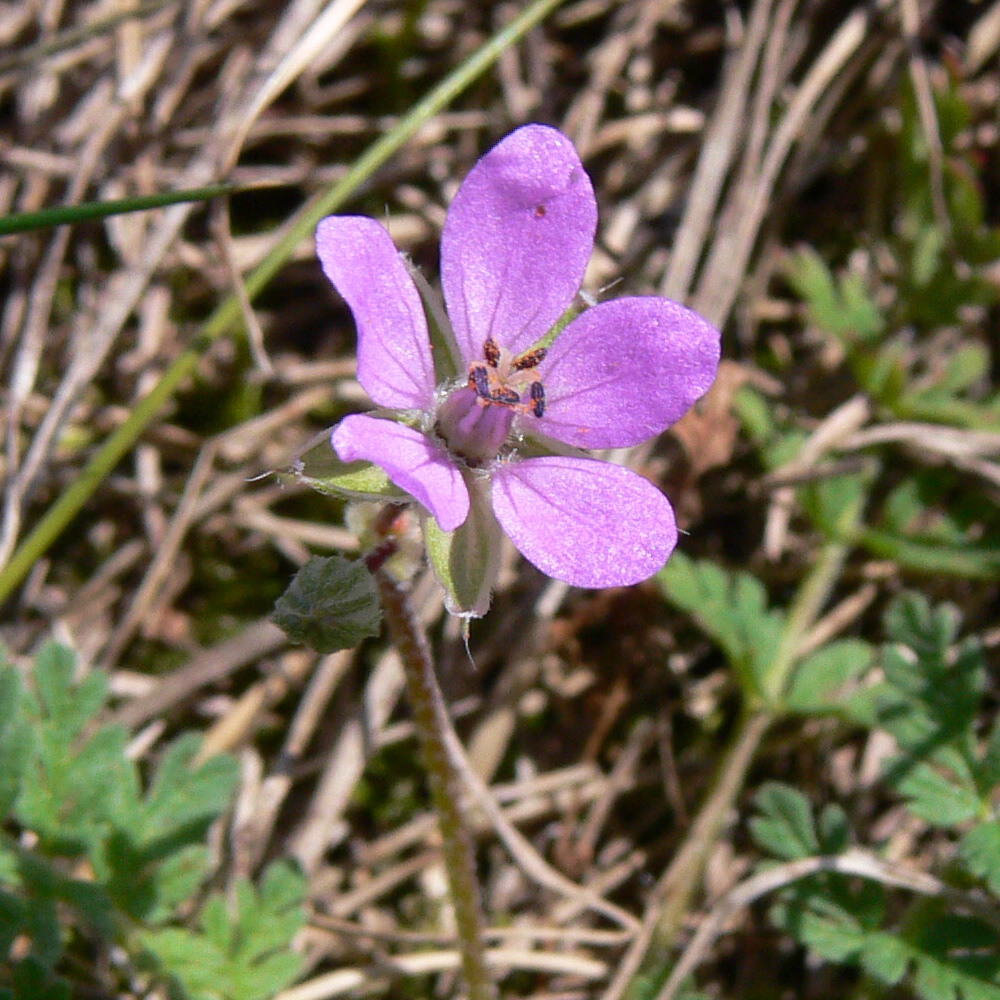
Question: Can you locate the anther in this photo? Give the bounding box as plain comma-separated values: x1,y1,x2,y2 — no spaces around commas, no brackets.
483,337,501,367
511,347,547,371
470,365,491,400
529,381,546,418
491,387,521,406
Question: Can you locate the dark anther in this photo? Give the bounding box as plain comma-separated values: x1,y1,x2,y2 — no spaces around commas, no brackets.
512,347,547,371
483,337,501,367
471,365,491,399
530,381,546,418
534,204,547,218
491,387,521,406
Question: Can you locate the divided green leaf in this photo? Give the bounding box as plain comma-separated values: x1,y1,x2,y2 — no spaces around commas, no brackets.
0,641,239,987
139,862,307,1000
656,553,783,698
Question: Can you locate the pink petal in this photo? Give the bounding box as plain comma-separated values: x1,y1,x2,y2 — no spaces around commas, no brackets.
522,297,721,449
333,415,469,531
440,125,596,363
316,216,436,409
491,456,677,588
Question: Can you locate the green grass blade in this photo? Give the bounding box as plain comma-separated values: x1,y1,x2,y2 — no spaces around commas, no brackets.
0,0,568,607
0,186,232,236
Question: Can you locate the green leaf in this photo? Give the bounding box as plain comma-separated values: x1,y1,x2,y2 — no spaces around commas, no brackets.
272,555,382,653
817,804,851,855
141,735,239,843
860,527,1000,579
4,958,70,1000
0,665,31,817
30,643,106,739
750,783,819,860
141,863,306,1000
0,184,231,236
903,913,1000,1000
143,845,214,925
785,247,884,343
657,554,783,698
892,757,982,827
911,224,946,287
784,639,874,713
960,821,1000,896
940,343,990,394
803,470,870,537
773,875,1000,999
289,431,407,501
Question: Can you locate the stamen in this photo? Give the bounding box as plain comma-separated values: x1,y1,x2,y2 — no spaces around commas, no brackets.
483,337,501,367
490,387,521,406
470,365,491,400
511,347,547,371
529,381,546,418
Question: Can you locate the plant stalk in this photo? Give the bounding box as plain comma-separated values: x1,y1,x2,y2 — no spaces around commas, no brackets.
375,569,497,1000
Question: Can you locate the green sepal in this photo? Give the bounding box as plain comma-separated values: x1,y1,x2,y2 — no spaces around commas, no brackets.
288,429,407,501
424,475,503,618
404,259,462,384
533,299,583,351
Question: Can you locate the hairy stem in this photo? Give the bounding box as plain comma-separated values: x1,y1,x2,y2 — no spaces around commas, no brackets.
375,570,497,1000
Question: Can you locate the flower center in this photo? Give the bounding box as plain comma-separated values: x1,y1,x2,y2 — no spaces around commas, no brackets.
434,337,547,467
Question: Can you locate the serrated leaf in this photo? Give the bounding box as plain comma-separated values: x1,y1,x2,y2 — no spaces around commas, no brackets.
860,932,909,985
236,864,306,972
142,735,238,843
200,895,232,952
289,432,407,501
776,895,865,962
144,845,214,925
0,667,31,816
892,758,982,827
817,804,851,854
31,643,106,738
885,592,959,652
142,863,306,1000
657,554,782,698
784,639,874,713
272,555,382,653
905,914,1000,1000
785,247,884,343
750,783,819,860
773,875,1000,999
961,821,1000,896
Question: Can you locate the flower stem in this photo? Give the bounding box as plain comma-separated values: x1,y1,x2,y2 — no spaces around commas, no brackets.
374,569,497,1000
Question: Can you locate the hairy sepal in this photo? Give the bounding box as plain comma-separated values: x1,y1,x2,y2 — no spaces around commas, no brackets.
424,475,503,618
289,430,408,501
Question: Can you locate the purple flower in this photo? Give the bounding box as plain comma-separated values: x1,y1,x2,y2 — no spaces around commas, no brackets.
316,124,720,614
